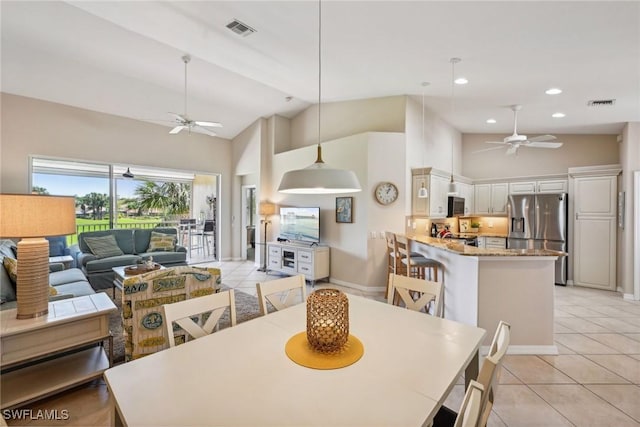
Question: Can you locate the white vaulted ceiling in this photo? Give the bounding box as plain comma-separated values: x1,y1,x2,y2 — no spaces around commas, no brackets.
2,1,639,140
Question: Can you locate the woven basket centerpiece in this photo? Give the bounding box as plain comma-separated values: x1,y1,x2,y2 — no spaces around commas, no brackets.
306,289,349,353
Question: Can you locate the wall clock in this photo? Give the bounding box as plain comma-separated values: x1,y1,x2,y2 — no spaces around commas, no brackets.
374,182,399,205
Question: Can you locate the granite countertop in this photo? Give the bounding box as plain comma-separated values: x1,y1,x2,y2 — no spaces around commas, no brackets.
407,234,566,257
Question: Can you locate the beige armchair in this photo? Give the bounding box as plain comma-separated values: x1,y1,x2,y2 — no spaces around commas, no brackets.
121,265,221,361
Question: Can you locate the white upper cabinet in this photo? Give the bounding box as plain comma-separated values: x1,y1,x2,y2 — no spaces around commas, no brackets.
509,179,568,194
457,182,474,216
475,183,508,215
429,174,449,218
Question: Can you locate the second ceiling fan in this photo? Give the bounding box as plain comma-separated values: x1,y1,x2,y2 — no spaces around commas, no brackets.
169,55,222,136
480,105,563,155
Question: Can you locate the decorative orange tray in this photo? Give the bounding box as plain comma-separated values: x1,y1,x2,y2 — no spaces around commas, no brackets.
124,263,160,276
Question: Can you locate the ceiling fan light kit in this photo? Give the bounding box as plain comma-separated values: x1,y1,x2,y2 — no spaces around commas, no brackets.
169,54,222,136
122,168,134,179
277,0,361,195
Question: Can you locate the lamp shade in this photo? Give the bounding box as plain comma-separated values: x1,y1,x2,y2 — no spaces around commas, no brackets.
278,161,362,194
259,201,276,216
0,194,76,238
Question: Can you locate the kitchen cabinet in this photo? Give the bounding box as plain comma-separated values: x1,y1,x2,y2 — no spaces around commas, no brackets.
411,174,429,216
457,182,474,216
474,183,508,215
429,175,449,218
477,236,506,249
509,179,568,194
571,170,619,290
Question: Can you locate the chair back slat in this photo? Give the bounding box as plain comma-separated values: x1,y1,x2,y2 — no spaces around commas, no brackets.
257,275,306,316
387,273,442,317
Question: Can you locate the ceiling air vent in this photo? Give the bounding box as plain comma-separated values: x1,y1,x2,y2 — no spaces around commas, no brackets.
226,19,256,37
587,99,616,107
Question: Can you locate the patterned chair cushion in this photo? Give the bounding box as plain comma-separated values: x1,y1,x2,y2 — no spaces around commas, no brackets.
121,265,221,361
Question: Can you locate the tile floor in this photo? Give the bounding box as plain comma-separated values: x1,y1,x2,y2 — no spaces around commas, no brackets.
5,260,640,426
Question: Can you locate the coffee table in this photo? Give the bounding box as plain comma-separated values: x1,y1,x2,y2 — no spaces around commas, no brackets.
111,264,166,298
48,255,74,270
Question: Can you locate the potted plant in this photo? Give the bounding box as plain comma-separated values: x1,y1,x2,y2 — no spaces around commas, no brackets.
470,221,480,233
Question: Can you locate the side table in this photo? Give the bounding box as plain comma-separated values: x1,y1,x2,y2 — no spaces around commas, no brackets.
0,293,117,410
48,255,74,269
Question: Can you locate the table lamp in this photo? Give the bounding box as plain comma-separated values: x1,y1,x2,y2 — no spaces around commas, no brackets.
257,201,276,272
0,194,76,319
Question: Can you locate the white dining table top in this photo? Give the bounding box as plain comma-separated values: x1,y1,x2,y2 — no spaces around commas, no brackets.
104,294,485,427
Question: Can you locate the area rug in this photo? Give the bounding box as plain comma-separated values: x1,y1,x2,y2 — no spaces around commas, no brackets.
102,285,268,365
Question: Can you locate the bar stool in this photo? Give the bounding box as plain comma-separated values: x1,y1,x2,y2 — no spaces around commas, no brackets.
395,235,440,282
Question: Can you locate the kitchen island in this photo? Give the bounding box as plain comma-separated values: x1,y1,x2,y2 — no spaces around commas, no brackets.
407,234,565,355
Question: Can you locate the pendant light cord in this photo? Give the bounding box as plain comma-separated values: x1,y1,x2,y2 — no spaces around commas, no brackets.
316,0,324,163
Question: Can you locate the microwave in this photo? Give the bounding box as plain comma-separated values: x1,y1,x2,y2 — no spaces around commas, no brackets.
447,196,465,217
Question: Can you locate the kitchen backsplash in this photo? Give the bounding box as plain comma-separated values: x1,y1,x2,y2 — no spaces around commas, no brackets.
407,216,508,236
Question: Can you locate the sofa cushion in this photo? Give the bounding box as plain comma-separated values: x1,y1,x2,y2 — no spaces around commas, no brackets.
84,254,141,273
147,231,177,252
79,230,135,255
134,228,178,254
84,235,124,259
54,281,96,298
49,268,89,286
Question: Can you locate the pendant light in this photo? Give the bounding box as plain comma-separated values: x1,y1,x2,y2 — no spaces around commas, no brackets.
417,82,429,198
448,58,460,196
277,0,361,194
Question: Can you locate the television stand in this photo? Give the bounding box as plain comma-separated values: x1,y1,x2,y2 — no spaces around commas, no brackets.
266,242,330,285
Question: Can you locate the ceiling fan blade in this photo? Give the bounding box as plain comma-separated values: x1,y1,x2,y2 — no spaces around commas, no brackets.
528,134,557,142
169,112,187,123
169,125,186,134
195,121,222,128
484,141,507,145
473,146,506,154
526,142,563,148
194,125,218,136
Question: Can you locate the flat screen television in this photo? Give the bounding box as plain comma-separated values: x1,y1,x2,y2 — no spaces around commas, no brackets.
279,207,320,244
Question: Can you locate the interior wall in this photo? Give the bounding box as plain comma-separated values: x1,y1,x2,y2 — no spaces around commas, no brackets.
289,95,406,150
0,93,234,259
620,122,640,297
462,133,619,179
270,132,404,290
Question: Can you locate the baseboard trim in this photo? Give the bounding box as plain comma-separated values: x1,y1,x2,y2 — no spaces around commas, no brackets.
481,344,558,356
327,277,385,294
623,293,638,301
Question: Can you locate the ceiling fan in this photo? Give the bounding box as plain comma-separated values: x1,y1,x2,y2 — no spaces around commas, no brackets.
169,55,222,136
479,105,563,155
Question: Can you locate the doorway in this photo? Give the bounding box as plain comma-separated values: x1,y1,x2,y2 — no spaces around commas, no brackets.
241,185,257,262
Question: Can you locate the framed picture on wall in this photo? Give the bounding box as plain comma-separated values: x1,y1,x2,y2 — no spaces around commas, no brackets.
336,197,353,223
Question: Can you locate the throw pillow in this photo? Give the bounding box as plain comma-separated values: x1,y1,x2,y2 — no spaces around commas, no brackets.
148,232,176,252
3,257,18,284
84,235,124,259
49,286,58,296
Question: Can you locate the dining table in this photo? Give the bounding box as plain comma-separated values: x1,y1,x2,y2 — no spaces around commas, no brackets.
104,293,486,427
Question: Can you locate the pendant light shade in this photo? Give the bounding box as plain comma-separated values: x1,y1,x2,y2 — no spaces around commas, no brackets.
277,0,361,195
278,147,361,194
417,182,428,198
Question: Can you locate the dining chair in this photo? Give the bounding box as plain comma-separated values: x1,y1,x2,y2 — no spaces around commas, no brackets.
162,289,236,347
387,273,443,317
396,235,440,281
256,274,306,316
453,380,484,427
432,320,511,427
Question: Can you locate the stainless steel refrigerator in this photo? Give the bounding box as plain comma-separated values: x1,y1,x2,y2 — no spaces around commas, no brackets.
507,193,568,285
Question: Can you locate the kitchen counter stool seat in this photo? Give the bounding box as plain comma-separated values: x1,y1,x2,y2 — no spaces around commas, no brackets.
396,235,440,281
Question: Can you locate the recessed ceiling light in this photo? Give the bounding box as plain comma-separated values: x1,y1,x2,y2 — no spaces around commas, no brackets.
552,112,566,118
454,77,468,85
545,88,563,95
486,118,496,124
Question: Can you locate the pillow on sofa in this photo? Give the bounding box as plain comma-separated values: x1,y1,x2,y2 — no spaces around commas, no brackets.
84,235,124,259
3,257,18,284
148,232,177,252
